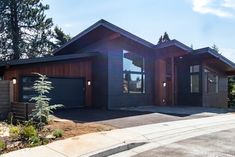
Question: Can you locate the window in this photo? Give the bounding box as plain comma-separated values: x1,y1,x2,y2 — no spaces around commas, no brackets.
190,74,199,93
190,65,200,93
204,69,219,93
190,65,200,73
123,50,145,93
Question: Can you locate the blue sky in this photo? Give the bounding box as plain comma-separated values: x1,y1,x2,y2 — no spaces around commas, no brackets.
45,0,235,62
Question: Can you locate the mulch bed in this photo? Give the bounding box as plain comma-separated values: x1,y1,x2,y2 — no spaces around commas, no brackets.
0,120,115,154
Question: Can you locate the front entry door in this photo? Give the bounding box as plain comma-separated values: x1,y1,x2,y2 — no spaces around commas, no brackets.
155,57,175,106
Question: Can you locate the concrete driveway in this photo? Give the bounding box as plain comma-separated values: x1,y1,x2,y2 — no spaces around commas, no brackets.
53,107,223,128
134,128,235,157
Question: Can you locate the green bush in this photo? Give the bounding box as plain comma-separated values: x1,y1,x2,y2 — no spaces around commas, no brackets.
29,136,41,147
53,129,63,138
21,125,37,139
9,126,21,138
0,140,6,150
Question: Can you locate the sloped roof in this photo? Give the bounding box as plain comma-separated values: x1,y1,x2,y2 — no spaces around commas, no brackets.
194,47,235,69
155,39,192,51
53,19,155,55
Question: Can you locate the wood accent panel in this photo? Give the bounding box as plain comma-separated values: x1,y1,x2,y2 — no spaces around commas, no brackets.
3,60,92,107
154,59,166,105
155,46,189,106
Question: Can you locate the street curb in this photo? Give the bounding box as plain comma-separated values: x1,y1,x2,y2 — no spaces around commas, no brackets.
79,141,147,157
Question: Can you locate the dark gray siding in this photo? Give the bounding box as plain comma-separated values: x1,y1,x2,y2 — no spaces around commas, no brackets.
0,81,12,120
176,56,203,106
106,37,155,108
202,65,228,108
77,40,109,108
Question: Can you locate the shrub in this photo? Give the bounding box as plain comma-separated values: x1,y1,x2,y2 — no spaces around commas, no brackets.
0,140,6,150
21,125,37,139
7,112,15,125
9,126,21,138
30,73,63,126
53,129,63,138
29,136,41,147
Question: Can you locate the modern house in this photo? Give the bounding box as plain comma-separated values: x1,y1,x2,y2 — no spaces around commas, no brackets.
0,19,235,109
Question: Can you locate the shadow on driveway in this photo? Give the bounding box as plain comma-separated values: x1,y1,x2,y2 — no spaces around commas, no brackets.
54,108,151,123
53,106,230,128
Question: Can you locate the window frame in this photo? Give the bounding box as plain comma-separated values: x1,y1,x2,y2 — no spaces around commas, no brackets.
123,50,145,94
190,65,200,93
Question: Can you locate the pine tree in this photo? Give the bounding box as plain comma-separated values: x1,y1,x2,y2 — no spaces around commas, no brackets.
228,76,235,107
190,44,194,49
157,32,170,45
158,36,163,44
53,26,71,49
30,73,63,126
0,0,54,60
162,32,170,42
211,44,219,53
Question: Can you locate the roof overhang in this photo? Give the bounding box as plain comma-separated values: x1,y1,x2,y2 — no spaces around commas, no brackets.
155,39,192,52
0,52,98,68
194,47,235,74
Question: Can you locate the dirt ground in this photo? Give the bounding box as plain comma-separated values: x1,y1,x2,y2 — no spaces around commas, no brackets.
44,120,115,139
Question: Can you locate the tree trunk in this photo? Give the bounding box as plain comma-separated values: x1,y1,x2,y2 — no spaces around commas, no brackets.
10,0,20,60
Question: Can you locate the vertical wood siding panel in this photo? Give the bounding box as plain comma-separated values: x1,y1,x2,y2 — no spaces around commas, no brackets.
3,60,92,106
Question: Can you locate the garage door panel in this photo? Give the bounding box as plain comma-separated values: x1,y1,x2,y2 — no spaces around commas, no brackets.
21,76,85,108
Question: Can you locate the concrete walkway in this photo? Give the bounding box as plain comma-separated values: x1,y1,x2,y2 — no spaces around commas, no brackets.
117,106,232,116
2,114,235,157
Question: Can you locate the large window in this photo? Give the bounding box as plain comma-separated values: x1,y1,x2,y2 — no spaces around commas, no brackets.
123,50,145,93
204,69,219,93
190,65,200,93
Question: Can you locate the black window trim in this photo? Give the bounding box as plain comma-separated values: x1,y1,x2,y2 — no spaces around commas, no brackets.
123,50,145,94
190,65,200,94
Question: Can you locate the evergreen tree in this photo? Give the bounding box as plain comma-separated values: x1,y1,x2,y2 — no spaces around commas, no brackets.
53,26,71,49
228,76,235,107
0,0,54,60
162,32,170,42
190,44,194,49
157,32,170,45
158,35,163,44
211,44,219,53
30,73,63,126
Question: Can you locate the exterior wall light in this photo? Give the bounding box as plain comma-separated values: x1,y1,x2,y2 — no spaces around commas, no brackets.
12,78,17,85
87,80,91,86
162,81,166,87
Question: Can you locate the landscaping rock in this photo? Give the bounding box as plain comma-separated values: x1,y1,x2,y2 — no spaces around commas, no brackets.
7,141,21,149
45,134,56,140
0,123,9,137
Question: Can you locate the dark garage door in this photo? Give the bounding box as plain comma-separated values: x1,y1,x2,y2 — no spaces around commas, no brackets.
21,76,85,108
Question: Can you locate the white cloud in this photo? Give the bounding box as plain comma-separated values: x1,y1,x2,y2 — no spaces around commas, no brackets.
222,0,235,9
192,0,234,18
220,48,235,62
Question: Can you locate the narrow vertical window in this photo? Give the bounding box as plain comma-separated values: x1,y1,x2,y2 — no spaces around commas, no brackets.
190,65,200,93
